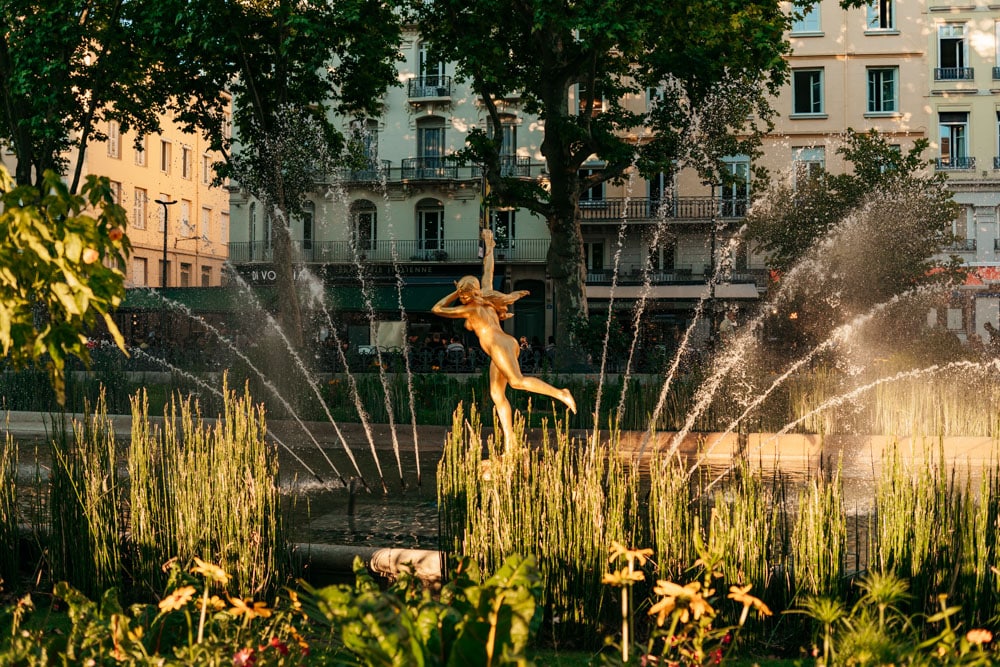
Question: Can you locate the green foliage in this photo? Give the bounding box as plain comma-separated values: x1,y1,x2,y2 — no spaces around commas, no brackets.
0,165,129,404
297,553,543,667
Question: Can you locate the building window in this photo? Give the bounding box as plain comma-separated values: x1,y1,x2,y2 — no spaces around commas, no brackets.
134,136,146,166
108,180,121,204
220,211,229,241
416,199,444,254
577,81,604,116
792,69,824,115
132,257,147,287
490,209,515,248
179,263,192,287
648,236,675,272
937,24,970,80
866,0,894,31
107,120,121,159
181,146,192,179
180,199,192,235
792,6,820,33
157,193,170,232
201,266,212,287
579,167,606,206
417,42,446,94
938,111,971,169
416,116,445,177
301,201,314,251
584,241,605,274
248,202,257,256
717,157,750,217
132,188,147,230
351,200,376,251
160,140,172,173
490,115,521,176
202,154,212,184
792,146,825,185
201,207,212,239
867,67,898,113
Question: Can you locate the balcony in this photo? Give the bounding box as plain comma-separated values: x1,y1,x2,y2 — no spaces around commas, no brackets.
945,239,976,252
407,76,453,100
934,67,974,81
401,157,458,180
228,238,551,265
936,156,975,170
578,196,748,224
497,156,531,177
585,267,768,289
337,160,391,184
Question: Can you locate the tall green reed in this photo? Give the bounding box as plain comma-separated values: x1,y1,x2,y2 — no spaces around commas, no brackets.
48,393,127,598
791,465,845,598
438,402,639,644
128,380,287,599
0,428,17,587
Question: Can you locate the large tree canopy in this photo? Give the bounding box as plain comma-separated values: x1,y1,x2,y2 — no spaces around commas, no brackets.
0,0,197,191
174,0,403,347
417,0,852,358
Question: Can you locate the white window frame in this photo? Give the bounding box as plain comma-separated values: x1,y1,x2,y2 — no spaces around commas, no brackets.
791,69,824,116
134,136,146,166
939,111,969,167
791,6,821,33
416,201,444,253
866,67,898,114
132,188,147,230
181,146,192,179
938,24,968,70
107,120,120,159
160,140,172,173
866,0,895,31
792,146,825,186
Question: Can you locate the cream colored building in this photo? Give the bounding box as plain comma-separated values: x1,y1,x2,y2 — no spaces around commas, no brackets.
226,3,1000,350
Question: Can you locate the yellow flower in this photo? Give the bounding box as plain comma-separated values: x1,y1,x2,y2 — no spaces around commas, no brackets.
648,580,714,626
206,595,227,612
602,567,646,587
966,629,993,645
83,248,99,264
228,596,272,620
158,585,196,612
608,541,654,568
191,557,231,586
728,584,772,624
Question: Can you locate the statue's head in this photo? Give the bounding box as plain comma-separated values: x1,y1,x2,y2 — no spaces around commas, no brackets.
455,275,481,304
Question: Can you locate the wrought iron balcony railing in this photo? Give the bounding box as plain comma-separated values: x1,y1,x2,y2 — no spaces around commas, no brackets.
578,196,748,223
585,267,768,288
936,156,975,170
945,238,976,252
935,67,974,81
337,160,392,184
407,76,453,99
228,238,552,265
401,157,458,180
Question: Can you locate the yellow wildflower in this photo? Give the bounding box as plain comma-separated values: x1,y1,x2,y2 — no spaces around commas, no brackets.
966,629,993,646
228,596,272,620
728,584,772,624
648,580,714,626
602,567,646,587
158,586,196,612
608,541,654,568
191,557,231,586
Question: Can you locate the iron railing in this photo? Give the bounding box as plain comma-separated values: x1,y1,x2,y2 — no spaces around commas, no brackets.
337,160,392,184
585,267,767,288
401,157,459,180
936,156,975,170
579,196,748,223
229,238,552,264
945,239,977,252
407,76,453,98
935,67,974,80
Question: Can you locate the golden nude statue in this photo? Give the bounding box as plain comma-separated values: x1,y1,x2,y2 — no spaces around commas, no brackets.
432,229,576,451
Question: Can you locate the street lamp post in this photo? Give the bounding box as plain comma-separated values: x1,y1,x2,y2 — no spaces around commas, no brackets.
154,198,177,288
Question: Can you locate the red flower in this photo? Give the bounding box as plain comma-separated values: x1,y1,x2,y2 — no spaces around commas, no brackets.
233,647,256,666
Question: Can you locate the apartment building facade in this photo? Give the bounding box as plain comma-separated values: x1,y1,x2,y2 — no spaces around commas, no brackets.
87,112,232,290
225,1,1000,350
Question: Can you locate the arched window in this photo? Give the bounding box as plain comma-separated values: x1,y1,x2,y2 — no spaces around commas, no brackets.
351,200,377,251
416,198,444,256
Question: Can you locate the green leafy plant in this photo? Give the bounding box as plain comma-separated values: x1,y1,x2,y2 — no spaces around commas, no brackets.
0,165,130,404
299,553,543,666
